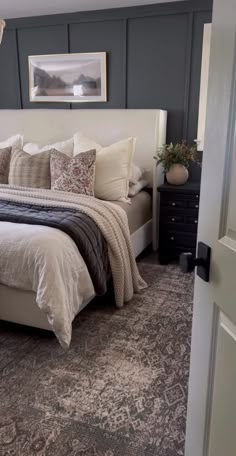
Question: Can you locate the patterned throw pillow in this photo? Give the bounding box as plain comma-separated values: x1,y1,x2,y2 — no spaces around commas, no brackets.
0,147,11,184
51,149,96,196
9,148,51,188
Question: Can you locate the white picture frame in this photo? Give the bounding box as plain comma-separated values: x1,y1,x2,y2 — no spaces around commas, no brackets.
28,52,107,103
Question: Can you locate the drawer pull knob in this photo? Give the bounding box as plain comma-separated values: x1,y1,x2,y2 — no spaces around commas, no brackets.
194,220,198,224
172,218,175,222
170,236,175,241
196,194,199,199
172,202,176,206
195,204,199,208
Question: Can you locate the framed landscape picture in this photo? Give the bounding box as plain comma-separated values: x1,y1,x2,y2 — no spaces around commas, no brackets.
28,52,107,103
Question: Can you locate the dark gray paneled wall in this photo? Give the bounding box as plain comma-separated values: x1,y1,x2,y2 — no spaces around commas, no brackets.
128,13,188,141
70,20,127,109
18,25,70,109
0,0,212,142
0,30,21,108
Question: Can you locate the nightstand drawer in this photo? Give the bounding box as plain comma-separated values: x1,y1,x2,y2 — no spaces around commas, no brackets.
163,199,187,209
186,215,198,225
162,231,197,248
188,201,199,210
161,222,198,233
167,215,184,224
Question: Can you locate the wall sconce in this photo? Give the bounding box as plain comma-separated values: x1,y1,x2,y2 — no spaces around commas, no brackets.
0,18,6,45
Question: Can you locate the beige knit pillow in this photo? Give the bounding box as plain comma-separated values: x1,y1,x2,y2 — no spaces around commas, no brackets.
9,148,52,188
0,147,11,184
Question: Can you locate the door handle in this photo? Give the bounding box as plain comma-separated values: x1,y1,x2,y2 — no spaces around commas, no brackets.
179,242,211,282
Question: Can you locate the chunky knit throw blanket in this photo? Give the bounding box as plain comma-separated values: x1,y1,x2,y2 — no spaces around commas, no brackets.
0,185,147,307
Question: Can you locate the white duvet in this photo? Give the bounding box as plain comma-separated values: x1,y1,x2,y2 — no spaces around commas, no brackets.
0,186,146,348
0,221,95,348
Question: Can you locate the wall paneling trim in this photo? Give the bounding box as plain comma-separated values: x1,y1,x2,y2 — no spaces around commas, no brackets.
0,0,212,142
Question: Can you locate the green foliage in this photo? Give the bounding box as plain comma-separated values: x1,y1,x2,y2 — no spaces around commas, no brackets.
154,141,198,172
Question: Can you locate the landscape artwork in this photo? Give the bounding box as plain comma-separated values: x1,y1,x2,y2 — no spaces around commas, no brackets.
28,52,107,102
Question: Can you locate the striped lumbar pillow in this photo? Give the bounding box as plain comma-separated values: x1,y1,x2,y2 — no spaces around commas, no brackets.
0,147,11,184
9,148,52,189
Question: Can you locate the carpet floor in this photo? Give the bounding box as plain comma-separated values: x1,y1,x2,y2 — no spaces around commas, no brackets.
0,256,194,456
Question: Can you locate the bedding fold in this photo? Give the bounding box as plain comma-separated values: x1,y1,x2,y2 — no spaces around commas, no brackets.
0,185,147,348
0,200,109,296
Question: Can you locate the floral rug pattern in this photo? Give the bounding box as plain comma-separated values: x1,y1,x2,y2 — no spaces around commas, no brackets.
0,257,194,455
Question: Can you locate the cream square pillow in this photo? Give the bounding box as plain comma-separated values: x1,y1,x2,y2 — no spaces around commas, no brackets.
23,137,74,157
0,134,23,150
95,139,135,201
74,133,136,201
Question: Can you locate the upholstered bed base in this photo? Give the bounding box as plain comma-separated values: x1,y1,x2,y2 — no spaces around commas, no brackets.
0,220,152,331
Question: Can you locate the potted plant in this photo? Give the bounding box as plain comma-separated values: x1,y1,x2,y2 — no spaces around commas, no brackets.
154,141,198,185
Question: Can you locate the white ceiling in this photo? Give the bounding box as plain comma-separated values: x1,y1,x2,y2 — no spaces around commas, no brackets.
1,0,183,20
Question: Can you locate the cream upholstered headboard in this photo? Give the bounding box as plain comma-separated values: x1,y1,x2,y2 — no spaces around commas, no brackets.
0,109,166,174
0,109,167,247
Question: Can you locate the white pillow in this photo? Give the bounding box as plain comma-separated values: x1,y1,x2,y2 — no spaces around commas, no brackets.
130,163,143,185
74,132,141,186
128,178,149,197
23,137,74,157
74,132,136,201
0,134,23,149
73,131,102,155
96,138,135,201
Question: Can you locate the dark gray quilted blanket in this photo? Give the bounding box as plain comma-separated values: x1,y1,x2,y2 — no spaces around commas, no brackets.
0,199,109,295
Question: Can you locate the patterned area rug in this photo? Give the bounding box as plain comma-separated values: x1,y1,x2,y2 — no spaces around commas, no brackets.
0,257,194,456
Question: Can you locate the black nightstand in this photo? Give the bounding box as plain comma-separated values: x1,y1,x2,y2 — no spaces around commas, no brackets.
157,182,200,264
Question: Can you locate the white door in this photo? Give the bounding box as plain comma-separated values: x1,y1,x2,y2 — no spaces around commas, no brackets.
185,0,236,455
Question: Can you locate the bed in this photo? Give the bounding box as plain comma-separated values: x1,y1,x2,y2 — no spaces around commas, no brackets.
0,109,167,344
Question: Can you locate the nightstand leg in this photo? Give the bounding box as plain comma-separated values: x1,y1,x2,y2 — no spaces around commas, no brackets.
158,253,170,265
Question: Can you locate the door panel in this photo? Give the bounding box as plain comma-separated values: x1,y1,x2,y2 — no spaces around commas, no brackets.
208,314,236,456
227,138,236,231
212,28,236,323
185,0,236,455
213,239,236,324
